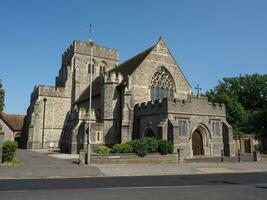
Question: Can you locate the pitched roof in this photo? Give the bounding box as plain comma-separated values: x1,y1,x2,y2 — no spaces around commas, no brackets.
0,113,25,131
110,44,155,77
75,76,103,104
75,44,155,104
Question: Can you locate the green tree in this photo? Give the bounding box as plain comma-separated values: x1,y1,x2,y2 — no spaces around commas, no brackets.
0,80,4,112
206,74,267,138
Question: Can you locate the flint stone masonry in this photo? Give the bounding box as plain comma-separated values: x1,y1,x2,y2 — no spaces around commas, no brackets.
91,153,179,164
24,37,235,159
24,40,118,150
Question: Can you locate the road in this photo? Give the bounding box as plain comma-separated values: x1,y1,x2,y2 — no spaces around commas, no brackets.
0,172,267,200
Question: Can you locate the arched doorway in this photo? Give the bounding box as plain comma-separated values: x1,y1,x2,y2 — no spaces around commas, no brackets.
144,128,155,137
192,130,204,155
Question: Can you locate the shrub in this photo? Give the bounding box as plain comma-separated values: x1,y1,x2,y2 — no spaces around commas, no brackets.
142,137,158,153
129,139,149,157
94,146,111,154
2,141,18,162
157,140,173,155
111,143,133,153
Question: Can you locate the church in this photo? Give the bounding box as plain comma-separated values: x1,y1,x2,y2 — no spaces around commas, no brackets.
23,37,235,158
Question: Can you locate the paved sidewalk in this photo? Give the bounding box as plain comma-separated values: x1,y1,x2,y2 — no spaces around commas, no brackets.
0,149,102,179
93,162,267,177
1,149,267,179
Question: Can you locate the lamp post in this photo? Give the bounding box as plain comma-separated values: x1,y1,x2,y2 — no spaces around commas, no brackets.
86,39,94,165
42,97,47,149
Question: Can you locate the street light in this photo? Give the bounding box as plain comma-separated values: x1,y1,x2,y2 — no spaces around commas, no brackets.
86,39,94,165
42,97,47,149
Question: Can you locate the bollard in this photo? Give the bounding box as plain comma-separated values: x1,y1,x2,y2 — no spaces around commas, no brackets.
253,151,258,162
221,149,224,162
79,150,86,165
177,149,180,163
238,150,241,162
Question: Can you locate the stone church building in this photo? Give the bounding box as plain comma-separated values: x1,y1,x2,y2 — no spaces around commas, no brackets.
23,37,235,158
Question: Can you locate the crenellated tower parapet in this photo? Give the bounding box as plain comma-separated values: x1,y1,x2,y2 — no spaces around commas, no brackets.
62,40,119,64
104,71,123,84
30,85,69,103
134,96,226,117
168,95,225,116
134,98,168,117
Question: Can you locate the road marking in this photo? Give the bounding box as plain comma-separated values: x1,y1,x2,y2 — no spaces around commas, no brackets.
0,190,27,193
97,185,202,190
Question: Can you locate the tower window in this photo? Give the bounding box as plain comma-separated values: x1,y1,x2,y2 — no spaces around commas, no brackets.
88,64,95,74
99,66,106,75
96,131,100,142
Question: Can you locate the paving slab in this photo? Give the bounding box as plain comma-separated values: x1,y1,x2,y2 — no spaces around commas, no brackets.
0,149,102,179
93,162,267,177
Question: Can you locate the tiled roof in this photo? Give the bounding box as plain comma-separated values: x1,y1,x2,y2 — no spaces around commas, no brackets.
75,76,103,104
110,45,155,77
0,112,25,131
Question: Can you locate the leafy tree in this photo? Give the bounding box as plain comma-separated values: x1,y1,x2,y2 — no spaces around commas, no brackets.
206,74,267,138
0,80,4,112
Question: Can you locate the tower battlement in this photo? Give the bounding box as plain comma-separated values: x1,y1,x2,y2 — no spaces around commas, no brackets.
62,40,119,62
30,85,69,102
134,98,168,116
134,97,225,117
104,71,123,84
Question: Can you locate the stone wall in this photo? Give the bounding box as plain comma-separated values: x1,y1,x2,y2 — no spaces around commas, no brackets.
27,94,71,149
91,153,179,164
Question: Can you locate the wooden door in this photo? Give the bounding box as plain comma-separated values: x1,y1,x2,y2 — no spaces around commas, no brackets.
244,139,251,153
192,130,204,155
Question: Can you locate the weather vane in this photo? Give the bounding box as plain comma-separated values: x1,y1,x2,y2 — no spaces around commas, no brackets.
89,23,94,41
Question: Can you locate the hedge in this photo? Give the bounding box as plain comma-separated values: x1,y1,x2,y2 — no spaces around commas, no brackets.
93,138,174,157
2,141,18,162
111,143,133,153
157,140,174,155
94,146,111,154
129,139,149,157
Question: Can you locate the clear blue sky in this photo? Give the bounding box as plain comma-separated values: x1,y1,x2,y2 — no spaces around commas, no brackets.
1,0,267,114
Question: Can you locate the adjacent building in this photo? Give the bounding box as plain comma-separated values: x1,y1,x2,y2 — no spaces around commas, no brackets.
0,113,25,143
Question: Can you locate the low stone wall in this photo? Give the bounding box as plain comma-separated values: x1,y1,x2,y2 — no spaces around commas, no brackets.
90,153,180,164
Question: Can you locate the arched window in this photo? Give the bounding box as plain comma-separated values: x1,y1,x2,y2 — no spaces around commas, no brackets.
88,63,95,74
150,67,174,101
144,128,155,137
99,66,106,75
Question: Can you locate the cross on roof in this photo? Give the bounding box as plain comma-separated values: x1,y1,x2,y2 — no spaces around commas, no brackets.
194,84,202,97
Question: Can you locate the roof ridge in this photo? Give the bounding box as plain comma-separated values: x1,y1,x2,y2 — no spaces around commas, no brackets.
109,43,156,77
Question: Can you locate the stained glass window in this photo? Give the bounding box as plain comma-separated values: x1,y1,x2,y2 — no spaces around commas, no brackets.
150,67,174,101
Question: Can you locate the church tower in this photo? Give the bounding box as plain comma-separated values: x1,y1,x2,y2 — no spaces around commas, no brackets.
23,39,119,150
